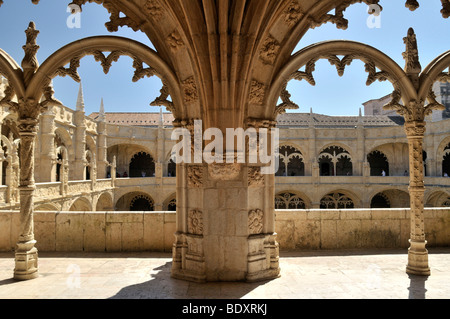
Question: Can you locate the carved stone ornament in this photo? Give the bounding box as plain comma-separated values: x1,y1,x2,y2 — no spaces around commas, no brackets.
249,80,265,105
259,35,280,65
283,0,304,27
208,163,241,181
187,165,203,187
144,0,164,20
182,76,198,103
166,30,184,51
248,167,264,187
248,209,264,235
188,209,203,235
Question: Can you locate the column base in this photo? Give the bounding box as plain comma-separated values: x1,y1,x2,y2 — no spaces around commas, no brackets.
13,240,39,280
406,239,430,276
171,232,281,283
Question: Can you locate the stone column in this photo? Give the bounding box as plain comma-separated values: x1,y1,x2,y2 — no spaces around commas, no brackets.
171,119,280,282
38,108,55,182
405,121,430,276
97,120,108,179
14,119,39,280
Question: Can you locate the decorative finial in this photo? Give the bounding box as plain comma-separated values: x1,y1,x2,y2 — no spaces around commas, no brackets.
402,27,421,89
99,98,105,122
76,82,85,111
158,106,164,127
21,21,40,85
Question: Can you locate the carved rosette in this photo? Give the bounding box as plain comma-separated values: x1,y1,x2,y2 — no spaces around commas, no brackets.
144,0,164,20
248,209,264,235
188,209,203,235
187,165,203,187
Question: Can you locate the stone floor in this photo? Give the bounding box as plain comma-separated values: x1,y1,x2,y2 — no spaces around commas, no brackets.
0,248,449,299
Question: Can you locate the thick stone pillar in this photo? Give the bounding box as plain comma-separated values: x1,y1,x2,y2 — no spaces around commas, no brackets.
14,119,39,280
171,120,280,282
97,120,108,179
405,121,430,276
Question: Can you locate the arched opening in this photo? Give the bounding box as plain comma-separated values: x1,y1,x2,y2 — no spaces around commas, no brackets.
275,192,307,209
367,150,389,176
69,197,92,211
320,192,354,209
167,158,176,177
129,151,155,178
276,145,304,177
96,192,114,211
370,192,391,208
319,146,352,176
130,194,154,211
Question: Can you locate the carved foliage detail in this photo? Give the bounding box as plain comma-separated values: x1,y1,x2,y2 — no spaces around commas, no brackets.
259,35,280,65
248,209,264,235
187,165,203,187
182,77,198,103
248,167,264,186
249,80,265,105
188,209,203,235
283,0,303,27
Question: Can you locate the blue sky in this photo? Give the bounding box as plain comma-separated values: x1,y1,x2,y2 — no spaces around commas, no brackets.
0,1,449,116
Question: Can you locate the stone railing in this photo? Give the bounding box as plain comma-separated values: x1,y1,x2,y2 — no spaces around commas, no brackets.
0,208,448,252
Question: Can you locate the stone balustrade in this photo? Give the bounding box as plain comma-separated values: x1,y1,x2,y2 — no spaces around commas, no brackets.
0,208,448,253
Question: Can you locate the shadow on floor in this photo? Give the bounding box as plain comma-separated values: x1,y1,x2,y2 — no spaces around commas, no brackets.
408,274,428,299
109,261,273,299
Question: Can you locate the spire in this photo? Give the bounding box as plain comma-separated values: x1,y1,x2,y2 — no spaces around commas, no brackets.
99,98,105,122
76,82,85,111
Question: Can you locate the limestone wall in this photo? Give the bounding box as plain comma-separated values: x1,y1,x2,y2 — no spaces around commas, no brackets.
0,208,448,252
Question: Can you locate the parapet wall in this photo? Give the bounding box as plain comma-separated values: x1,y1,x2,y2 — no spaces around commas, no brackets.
0,209,449,252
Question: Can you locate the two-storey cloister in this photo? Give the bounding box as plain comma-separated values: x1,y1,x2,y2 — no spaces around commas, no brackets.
1,0,450,283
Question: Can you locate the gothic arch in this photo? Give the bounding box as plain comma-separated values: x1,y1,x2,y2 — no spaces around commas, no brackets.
319,189,359,209
277,144,305,177
25,36,182,119
96,192,114,211
318,145,353,176
267,40,417,120
129,151,155,177
275,191,310,209
367,150,389,176
163,193,177,211
69,196,92,211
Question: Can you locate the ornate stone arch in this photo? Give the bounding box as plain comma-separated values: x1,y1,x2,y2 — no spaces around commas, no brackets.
25,36,182,119
275,191,310,209
267,40,417,120
317,144,353,176
163,193,177,211
319,189,359,209
277,144,305,177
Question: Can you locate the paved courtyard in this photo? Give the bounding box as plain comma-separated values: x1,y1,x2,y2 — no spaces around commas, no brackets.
0,248,449,299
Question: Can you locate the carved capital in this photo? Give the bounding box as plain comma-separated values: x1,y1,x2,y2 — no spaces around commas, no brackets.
405,121,426,137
